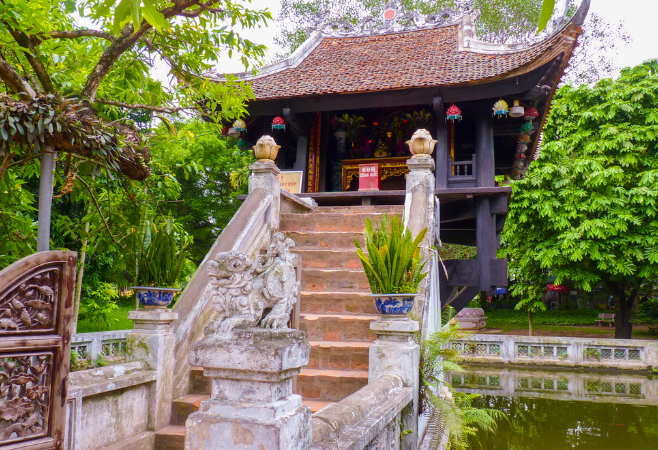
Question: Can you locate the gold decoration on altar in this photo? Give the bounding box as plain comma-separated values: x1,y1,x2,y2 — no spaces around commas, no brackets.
341,157,409,190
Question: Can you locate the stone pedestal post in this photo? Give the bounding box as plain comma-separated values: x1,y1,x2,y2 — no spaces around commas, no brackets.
185,329,312,450
369,318,420,450
249,160,281,232
404,155,436,318
126,310,178,430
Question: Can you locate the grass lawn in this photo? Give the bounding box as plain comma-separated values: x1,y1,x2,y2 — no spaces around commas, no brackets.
76,301,135,334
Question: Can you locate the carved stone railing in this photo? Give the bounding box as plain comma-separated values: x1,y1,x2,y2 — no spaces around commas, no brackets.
70,330,129,370
170,159,315,399
452,334,658,371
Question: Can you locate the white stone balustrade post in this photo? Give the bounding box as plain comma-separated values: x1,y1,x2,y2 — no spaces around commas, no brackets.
249,148,282,233
126,310,178,431
369,317,420,450
185,329,311,450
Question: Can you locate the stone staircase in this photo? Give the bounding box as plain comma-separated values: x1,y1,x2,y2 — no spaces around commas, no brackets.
282,205,403,411
153,204,402,449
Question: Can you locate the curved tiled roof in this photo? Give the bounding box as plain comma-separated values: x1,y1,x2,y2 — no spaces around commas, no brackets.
247,22,575,101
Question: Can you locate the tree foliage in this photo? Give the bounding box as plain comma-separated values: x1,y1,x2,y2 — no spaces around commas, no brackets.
501,60,658,338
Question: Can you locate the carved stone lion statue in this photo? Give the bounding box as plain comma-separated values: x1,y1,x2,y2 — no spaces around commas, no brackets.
205,232,299,335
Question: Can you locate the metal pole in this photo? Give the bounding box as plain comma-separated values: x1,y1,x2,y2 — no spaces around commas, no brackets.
37,146,56,252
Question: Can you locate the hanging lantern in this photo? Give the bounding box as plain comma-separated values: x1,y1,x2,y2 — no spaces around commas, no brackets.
233,119,247,133
221,126,229,136
509,100,525,118
514,152,527,160
237,138,249,148
492,99,509,117
516,143,528,152
518,134,531,144
520,121,534,135
446,104,462,121
524,107,539,121
271,116,286,131
513,159,525,169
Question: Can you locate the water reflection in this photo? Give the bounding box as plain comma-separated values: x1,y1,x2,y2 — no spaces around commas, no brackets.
455,365,658,449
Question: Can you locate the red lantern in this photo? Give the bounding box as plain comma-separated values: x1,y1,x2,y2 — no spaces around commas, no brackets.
524,108,539,121
547,284,569,293
272,116,286,131
221,126,229,136
446,105,462,121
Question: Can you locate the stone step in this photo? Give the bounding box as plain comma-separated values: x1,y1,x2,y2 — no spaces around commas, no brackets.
297,368,369,402
300,291,378,315
308,340,371,371
300,313,377,342
171,394,209,426
300,268,370,293
302,400,335,413
284,231,364,249
294,249,363,270
280,212,389,233
154,425,185,450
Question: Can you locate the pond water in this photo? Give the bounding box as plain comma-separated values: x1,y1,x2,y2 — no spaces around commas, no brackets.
453,365,658,449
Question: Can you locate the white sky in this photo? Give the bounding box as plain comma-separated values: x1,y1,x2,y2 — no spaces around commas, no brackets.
217,0,658,75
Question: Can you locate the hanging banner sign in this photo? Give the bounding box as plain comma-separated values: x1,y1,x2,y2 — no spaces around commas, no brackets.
277,171,304,194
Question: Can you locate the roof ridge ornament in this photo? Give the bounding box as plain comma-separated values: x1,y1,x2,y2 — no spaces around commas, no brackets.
313,0,474,37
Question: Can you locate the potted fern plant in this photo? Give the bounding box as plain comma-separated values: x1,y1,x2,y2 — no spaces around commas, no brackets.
132,222,188,309
355,214,428,315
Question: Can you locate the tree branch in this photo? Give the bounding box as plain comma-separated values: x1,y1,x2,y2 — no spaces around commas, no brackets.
81,0,224,102
4,24,55,93
0,52,36,97
76,174,127,250
95,98,195,114
31,29,117,45
0,151,14,184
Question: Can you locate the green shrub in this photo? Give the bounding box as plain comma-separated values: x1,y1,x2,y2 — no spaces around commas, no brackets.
486,309,603,326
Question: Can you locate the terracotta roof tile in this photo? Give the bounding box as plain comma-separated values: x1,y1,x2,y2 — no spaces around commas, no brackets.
249,25,570,100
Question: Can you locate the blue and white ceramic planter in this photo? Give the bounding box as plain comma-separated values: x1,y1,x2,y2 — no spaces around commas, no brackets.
131,287,179,309
368,293,418,316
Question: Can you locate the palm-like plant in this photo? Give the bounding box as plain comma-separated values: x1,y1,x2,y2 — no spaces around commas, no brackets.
354,214,427,294
137,221,188,287
420,316,506,449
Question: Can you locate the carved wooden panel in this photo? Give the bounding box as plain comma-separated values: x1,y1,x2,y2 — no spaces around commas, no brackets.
0,252,76,450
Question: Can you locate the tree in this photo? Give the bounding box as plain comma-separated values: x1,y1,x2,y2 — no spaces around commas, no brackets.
501,60,658,339
562,12,632,85
514,287,547,336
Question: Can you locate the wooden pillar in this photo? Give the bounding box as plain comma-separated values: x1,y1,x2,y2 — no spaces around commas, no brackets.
476,196,495,292
475,105,495,188
433,96,449,189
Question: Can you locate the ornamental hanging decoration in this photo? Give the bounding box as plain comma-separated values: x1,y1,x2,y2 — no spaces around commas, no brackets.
492,99,509,117
446,104,462,121
509,100,525,118
524,107,539,121
518,134,531,144
271,116,286,131
520,121,534,135
233,119,247,133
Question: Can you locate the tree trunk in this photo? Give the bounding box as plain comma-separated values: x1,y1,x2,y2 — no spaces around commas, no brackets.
610,281,634,339
528,310,533,336
71,219,91,335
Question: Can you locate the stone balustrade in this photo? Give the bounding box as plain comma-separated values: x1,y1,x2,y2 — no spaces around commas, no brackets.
71,330,130,369
452,334,658,371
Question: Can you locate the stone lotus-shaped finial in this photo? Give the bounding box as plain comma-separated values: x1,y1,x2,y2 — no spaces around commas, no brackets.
253,135,281,162
206,232,299,336
406,129,437,157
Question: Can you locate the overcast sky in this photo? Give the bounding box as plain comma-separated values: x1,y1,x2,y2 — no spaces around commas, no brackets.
217,0,658,75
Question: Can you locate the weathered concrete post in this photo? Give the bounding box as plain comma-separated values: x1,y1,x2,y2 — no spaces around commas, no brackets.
404,129,436,318
185,329,311,449
369,317,421,450
126,310,178,430
184,232,311,450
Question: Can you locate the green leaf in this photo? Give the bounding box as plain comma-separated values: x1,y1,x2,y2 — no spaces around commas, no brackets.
537,0,555,34
129,0,141,30
142,0,171,32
